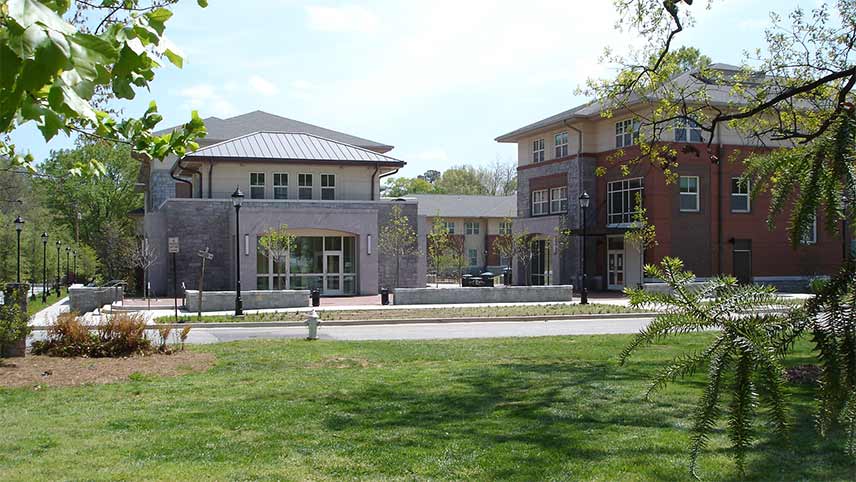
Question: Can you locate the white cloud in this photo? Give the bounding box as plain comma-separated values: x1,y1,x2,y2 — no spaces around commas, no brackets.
305,5,380,33
248,75,280,96
176,83,236,118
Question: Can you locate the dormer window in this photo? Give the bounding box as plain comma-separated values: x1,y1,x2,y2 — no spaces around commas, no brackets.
615,119,640,148
533,139,545,163
554,132,568,158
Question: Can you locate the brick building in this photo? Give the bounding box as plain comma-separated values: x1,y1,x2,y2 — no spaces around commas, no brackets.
496,64,844,292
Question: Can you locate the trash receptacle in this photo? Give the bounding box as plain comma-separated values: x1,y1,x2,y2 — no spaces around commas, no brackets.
461,274,473,287
480,272,495,287
503,267,512,286
311,288,320,307
381,288,390,305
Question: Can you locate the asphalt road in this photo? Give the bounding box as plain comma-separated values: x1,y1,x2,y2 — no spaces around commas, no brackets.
179,316,655,344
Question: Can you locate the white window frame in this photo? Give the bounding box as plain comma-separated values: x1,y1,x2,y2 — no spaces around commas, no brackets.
679,176,700,212
801,215,817,245
465,221,480,235
468,248,478,267
674,117,704,143
298,173,313,200
730,178,751,213
607,177,644,226
249,172,265,199
550,186,568,214
615,118,640,148
499,221,512,236
532,189,548,216
443,221,455,234
320,173,336,200
532,139,545,163
554,132,568,158
273,172,288,200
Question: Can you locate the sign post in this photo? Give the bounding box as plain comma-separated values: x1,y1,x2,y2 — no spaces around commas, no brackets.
168,237,180,322
196,247,214,319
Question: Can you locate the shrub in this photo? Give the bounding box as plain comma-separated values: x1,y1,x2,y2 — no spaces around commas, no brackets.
0,303,31,357
95,313,151,357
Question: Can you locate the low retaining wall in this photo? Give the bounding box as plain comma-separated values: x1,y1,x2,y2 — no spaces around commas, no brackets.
185,289,311,312
69,286,124,314
393,285,574,305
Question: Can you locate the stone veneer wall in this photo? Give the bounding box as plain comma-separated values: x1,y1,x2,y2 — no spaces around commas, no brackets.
185,289,310,312
149,169,178,211
69,286,124,314
393,285,574,305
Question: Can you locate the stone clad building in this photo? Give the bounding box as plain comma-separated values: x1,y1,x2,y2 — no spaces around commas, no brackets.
137,111,425,296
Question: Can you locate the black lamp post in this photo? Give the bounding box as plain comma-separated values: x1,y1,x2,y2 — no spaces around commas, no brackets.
55,240,61,296
72,250,77,285
579,192,590,305
65,246,70,293
41,232,48,302
231,186,244,316
14,216,24,283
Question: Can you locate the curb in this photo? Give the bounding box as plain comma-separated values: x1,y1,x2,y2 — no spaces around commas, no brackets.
29,312,656,331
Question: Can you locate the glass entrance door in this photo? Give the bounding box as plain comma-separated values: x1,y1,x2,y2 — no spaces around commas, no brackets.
324,253,342,295
607,236,625,290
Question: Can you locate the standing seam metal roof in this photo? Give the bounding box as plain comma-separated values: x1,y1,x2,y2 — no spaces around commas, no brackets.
184,131,405,165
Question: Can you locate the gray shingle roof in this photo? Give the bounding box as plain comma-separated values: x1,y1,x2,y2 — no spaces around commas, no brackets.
406,194,517,218
156,110,394,153
495,63,759,142
184,131,405,166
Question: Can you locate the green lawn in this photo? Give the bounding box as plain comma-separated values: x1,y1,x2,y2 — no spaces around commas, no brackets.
172,303,644,323
1,334,852,481
26,290,63,316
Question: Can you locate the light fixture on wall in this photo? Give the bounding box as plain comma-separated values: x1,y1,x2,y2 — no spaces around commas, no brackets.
367,234,372,255
244,234,249,256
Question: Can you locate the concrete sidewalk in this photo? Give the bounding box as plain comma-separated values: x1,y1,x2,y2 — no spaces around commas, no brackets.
29,296,70,326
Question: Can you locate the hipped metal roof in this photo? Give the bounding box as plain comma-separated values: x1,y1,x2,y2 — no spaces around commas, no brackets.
408,194,517,218
183,131,405,166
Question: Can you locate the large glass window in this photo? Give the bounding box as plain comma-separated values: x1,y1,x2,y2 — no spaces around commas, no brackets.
679,176,699,212
250,172,265,199
532,189,548,216
532,139,545,163
615,119,640,148
550,186,567,214
554,132,568,158
607,177,644,225
298,173,313,200
256,239,287,289
321,174,336,200
731,178,751,213
273,173,288,200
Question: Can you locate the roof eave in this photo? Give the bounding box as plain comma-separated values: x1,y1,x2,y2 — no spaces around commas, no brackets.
182,155,406,168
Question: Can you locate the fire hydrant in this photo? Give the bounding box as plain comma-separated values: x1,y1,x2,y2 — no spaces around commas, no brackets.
305,310,320,340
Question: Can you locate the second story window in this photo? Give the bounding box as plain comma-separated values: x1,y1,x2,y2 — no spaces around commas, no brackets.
730,178,751,213
607,177,644,225
532,189,548,216
443,221,455,234
321,174,336,200
550,186,567,213
800,214,817,245
533,139,545,163
679,176,699,212
615,118,640,148
298,173,313,200
250,172,265,199
499,221,512,235
465,222,480,235
273,173,288,200
554,132,568,158
675,117,703,143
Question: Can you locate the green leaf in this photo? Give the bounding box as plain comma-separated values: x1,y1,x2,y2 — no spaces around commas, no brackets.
6,0,75,35
197,0,209,7
18,41,66,91
0,44,22,90
163,48,182,68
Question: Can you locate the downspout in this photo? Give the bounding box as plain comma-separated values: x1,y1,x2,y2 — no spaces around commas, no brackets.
171,158,194,198
716,126,724,275
207,162,214,199
564,120,584,288
370,163,379,201
377,166,400,199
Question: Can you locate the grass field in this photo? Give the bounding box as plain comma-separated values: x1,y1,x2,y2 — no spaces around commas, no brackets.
26,291,63,316
170,303,644,323
0,334,852,481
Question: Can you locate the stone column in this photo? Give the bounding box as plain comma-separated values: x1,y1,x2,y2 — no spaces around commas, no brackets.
2,283,29,357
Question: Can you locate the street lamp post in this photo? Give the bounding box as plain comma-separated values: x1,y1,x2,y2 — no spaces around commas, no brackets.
65,246,70,293
55,240,61,296
41,232,48,302
231,186,244,316
14,216,24,283
578,192,590,305
72,250,77,285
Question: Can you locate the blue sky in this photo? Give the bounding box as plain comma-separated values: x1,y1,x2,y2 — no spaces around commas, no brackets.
11,0,822,177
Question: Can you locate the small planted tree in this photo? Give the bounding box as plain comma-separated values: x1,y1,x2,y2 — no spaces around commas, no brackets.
258,225,296,267
623,192,657,289
427,216,452,287
448,234,467,284
379,205,419,290
132,238,158,304
493,221,535,286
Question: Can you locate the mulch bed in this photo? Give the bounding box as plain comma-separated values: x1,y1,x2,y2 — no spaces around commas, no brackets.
0,351,215,389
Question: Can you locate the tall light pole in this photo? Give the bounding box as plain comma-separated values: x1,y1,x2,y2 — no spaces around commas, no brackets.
55,240,61,296
72,250,78,285
231,186,244,316
579,192,590,305
14,216,24,283
41,232,48,302
65,246,70,293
